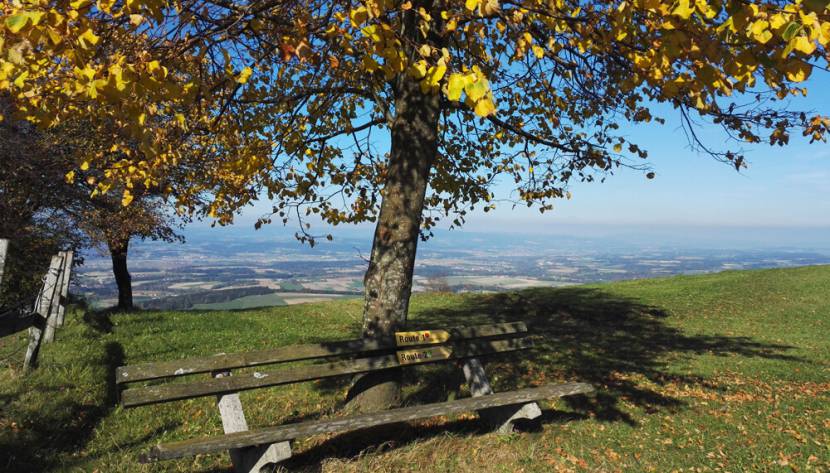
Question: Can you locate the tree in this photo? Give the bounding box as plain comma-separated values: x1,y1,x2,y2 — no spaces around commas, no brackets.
78,195,184,310
0,98,89,306
3,0,830,409
0,96,184,311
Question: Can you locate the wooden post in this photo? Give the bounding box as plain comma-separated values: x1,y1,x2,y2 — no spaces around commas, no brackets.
56,250,73,327
460,358,542,433
43,252,66,343
23,254,64,370
212,370,292,473
0,239,8,290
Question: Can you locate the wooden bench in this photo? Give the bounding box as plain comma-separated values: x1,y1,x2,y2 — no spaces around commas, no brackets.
116,322,594,472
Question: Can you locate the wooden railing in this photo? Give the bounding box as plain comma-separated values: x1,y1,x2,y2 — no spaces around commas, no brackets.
0,239,74,371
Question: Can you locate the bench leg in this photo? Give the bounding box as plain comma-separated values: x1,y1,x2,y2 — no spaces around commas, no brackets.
213,371,293,472
461,358,542,433
237,442,292,473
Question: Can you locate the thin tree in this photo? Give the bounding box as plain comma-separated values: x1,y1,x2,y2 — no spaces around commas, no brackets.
78,197,184,310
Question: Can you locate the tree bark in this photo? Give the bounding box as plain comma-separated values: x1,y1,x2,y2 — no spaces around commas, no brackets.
109,237,133,310
346,53,442,412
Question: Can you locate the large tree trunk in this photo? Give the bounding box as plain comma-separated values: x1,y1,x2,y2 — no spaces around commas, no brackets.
108,237,133,310
346,61,442,412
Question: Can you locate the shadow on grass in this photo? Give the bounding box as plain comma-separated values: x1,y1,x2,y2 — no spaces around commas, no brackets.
407,287,800,424
9,286,798,472
282,286,800,469
0,313,126,473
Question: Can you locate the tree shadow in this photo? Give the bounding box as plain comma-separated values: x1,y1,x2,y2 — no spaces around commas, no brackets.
279,286,802,469
406,287,801,424
0,338,125,472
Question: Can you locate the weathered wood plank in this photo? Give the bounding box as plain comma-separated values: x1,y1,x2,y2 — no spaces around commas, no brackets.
140,382,595,462
56,250,72,327
116,322,527,384
23,254,64,370
121,338,532,407
43,251,67,343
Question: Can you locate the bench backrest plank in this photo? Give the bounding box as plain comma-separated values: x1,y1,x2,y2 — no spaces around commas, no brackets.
116,321,526,385
121,337,531,407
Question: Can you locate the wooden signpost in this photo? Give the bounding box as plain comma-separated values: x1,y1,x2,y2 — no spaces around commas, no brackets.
396,345,453,365
394,329,451,347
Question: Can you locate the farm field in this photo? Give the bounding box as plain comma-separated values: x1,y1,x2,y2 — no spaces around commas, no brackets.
0,265,828,472
192,292,354,310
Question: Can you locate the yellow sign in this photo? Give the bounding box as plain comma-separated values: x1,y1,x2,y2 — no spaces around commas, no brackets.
394,329,450,347
396,346,452,365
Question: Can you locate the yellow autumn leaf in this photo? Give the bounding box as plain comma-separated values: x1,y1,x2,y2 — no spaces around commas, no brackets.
46,28,63,45
769,13,788,30
750,20,772,44
407,59,428,79
613,143,623,153
5,13,31,33
465,77,489,102
672,0,694,19
350,7,369,27
236,66,253,84
784,60,812,82
80,161,90,170
97,0,116,14
446,73,467,101
122,190,134,206
465,0,480,12
13,71,28,88
424,64,446,87
792,36,816,54
694,0,717,19
474,97,496,117
78,28,100,49
28,11,45,26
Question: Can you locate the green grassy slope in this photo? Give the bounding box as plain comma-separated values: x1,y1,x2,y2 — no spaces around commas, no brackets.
1,265,828,472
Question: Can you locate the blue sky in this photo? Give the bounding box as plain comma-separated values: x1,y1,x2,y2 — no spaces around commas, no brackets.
194,70,830,245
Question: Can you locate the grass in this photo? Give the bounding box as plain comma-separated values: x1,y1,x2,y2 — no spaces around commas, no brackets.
1,265,828,472
192,292,288,310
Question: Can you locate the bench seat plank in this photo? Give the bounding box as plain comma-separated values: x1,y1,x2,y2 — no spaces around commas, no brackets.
140,382,594,462
121,338,531,408
116,322,527,385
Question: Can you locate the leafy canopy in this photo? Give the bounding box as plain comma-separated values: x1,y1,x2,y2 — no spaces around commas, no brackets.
2,0,829,232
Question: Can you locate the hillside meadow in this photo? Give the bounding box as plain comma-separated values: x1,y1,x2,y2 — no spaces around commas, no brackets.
0,265,828,472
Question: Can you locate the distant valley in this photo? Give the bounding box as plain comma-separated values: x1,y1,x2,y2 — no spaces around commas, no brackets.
75,226,830,311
